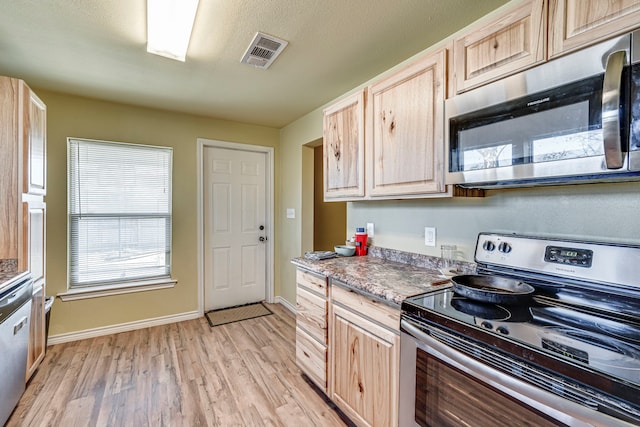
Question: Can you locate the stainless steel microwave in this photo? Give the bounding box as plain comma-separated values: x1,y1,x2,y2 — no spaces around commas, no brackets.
445,30,640,188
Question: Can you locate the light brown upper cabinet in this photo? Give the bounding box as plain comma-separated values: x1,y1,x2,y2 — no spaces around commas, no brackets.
453,0,546,94
0,78,21,260
24,89,47,196
1,78,47,259
323,91,365,201
549,0,640,58
367,49,447,198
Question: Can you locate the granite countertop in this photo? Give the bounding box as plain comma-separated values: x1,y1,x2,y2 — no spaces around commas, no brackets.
292,247,476,306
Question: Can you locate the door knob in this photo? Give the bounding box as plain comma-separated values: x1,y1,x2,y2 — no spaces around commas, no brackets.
259,236,268,242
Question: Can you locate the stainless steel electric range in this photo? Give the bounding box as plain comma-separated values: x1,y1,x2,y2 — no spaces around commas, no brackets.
399,233,640,427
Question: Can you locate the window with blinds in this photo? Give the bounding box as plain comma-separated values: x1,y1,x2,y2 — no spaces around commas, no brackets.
68,138,172,288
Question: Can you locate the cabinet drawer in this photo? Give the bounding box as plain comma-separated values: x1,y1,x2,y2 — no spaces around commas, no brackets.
297,269,327,296
331,283,400,332
296,326,327,390
296,286,327,343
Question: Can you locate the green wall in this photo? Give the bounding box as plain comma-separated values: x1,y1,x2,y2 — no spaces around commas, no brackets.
348,184,640,262
39,89,280,336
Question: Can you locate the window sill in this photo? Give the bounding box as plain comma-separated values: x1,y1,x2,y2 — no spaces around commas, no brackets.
57,278,177,301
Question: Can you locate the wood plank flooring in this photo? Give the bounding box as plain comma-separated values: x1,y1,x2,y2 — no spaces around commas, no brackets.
7,303,347,427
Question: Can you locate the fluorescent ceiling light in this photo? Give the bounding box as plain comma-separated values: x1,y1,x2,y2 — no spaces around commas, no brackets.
147,0,199,61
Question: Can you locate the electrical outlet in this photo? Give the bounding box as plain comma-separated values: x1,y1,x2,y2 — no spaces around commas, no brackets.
366,222,375,237
425,227,436,247
286,208,295,219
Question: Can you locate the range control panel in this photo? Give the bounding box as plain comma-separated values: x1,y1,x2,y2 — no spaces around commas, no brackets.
544,246,593,268
474,233,640,289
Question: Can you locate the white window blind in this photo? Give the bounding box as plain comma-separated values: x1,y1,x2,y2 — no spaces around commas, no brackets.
68,138,172,288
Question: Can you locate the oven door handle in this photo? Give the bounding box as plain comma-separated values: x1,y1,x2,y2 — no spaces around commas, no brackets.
602,49,627,170
400,319,636,427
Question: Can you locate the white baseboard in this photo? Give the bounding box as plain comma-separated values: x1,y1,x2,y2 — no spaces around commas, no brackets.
47,310,201,346
275,296,296,313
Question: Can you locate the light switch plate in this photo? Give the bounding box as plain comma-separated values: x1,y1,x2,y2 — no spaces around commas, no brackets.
425,227,436,247
366,222,374,237
286,208,295,219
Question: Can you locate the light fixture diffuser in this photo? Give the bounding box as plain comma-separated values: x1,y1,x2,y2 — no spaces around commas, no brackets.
147,0,199,61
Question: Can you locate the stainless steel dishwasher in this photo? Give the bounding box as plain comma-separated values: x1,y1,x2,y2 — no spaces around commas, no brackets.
0,275,33,426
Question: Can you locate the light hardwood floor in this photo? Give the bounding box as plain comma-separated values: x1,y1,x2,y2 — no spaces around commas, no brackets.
8,303,348,427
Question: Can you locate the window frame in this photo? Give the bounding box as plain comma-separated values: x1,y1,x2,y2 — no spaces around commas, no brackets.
60,138,176,300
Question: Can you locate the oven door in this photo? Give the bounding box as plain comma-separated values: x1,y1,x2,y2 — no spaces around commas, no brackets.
399,318,636,427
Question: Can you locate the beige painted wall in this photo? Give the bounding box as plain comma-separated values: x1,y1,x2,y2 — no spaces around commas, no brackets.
38,89,280,336
278,110,323,305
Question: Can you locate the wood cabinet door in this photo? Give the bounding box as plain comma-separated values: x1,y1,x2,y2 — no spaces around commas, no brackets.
23,85,46,196
323,91,365,201
549,0,640,58
0,77,20,259
26,281,46,381
453,0,546,93
331,304,399,427
296,326,327,391
367,49,446,198
21,198,46,282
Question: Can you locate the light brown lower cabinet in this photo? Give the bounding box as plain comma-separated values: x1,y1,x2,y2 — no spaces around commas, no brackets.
295,326,327,389
295,268,329,392
330,283,400,427
26,281,45,381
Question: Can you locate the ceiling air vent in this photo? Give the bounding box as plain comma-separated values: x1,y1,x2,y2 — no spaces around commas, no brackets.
240,32,289,69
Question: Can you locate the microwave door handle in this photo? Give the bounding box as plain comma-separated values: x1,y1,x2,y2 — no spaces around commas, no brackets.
602,50,627,169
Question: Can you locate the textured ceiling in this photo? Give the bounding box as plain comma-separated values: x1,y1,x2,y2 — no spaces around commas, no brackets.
0,0,508,128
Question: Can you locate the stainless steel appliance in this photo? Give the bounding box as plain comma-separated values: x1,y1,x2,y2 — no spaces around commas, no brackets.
0,275,33,426
400,233,640,426
445,30,640,188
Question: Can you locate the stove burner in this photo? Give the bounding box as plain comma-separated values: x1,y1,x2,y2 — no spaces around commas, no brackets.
450,295,535,322
533,306,640,346
595,321,640,344
450,297,514,321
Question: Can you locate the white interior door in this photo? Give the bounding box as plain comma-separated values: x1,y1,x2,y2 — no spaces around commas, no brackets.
204,146,267,311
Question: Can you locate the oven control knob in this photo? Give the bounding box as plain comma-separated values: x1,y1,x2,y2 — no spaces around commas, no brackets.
496,326,509,335
480,321,493,330
482,241,496,251
498,242,512,253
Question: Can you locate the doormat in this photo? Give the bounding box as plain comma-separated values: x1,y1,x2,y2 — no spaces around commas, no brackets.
205,302,272,327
